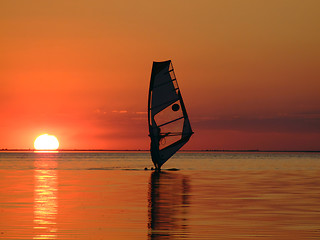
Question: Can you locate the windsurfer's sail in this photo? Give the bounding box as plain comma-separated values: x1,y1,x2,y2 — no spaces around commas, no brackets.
148,60,193,169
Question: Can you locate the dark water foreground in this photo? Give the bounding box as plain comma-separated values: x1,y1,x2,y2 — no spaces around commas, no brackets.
0,152,319,239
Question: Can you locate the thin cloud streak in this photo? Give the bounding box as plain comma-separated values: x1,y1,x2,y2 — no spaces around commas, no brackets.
194,115,320,133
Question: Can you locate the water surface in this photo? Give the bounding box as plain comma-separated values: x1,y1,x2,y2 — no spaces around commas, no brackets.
0,151,319,239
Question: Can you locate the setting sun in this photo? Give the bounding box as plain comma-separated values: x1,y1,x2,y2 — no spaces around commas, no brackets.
34,134,59,150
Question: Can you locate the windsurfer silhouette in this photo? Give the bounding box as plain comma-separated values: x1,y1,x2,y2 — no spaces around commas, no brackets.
148,60,193,170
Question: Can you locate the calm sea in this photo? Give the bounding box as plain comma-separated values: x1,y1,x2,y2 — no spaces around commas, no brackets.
0,151,319,239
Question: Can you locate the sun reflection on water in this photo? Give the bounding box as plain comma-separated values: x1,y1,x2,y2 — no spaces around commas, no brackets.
33,156,58,239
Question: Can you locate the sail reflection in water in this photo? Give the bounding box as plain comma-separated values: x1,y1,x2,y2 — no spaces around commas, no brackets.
33,154,58,239
148,172,190,239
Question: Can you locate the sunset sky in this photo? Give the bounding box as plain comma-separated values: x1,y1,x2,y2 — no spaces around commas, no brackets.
1,0,319,151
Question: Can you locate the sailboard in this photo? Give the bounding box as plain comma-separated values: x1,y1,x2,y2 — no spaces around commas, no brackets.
148,60,193,170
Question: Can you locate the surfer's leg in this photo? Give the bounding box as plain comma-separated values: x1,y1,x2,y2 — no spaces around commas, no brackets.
155,164,161,172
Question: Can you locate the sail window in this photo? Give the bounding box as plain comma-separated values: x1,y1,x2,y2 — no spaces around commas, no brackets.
154,101,183,127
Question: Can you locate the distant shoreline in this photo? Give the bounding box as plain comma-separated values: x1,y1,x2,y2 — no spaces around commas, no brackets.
0,149,319,153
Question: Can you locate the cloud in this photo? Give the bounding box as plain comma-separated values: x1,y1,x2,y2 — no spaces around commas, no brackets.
112,110,128,114
134,111,147,115
194,114,320,133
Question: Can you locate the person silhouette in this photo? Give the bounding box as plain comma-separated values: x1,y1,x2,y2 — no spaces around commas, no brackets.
156,126,170,144
150,126,171,170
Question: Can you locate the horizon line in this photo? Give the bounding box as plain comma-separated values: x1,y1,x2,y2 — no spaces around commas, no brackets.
0,149,319,153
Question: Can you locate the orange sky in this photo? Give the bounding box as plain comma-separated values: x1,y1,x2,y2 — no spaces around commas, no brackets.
1,0,319,150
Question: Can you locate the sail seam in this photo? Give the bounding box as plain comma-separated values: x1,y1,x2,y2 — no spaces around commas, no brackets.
157,116,184,128
150,98,179,110
154,79,177,89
